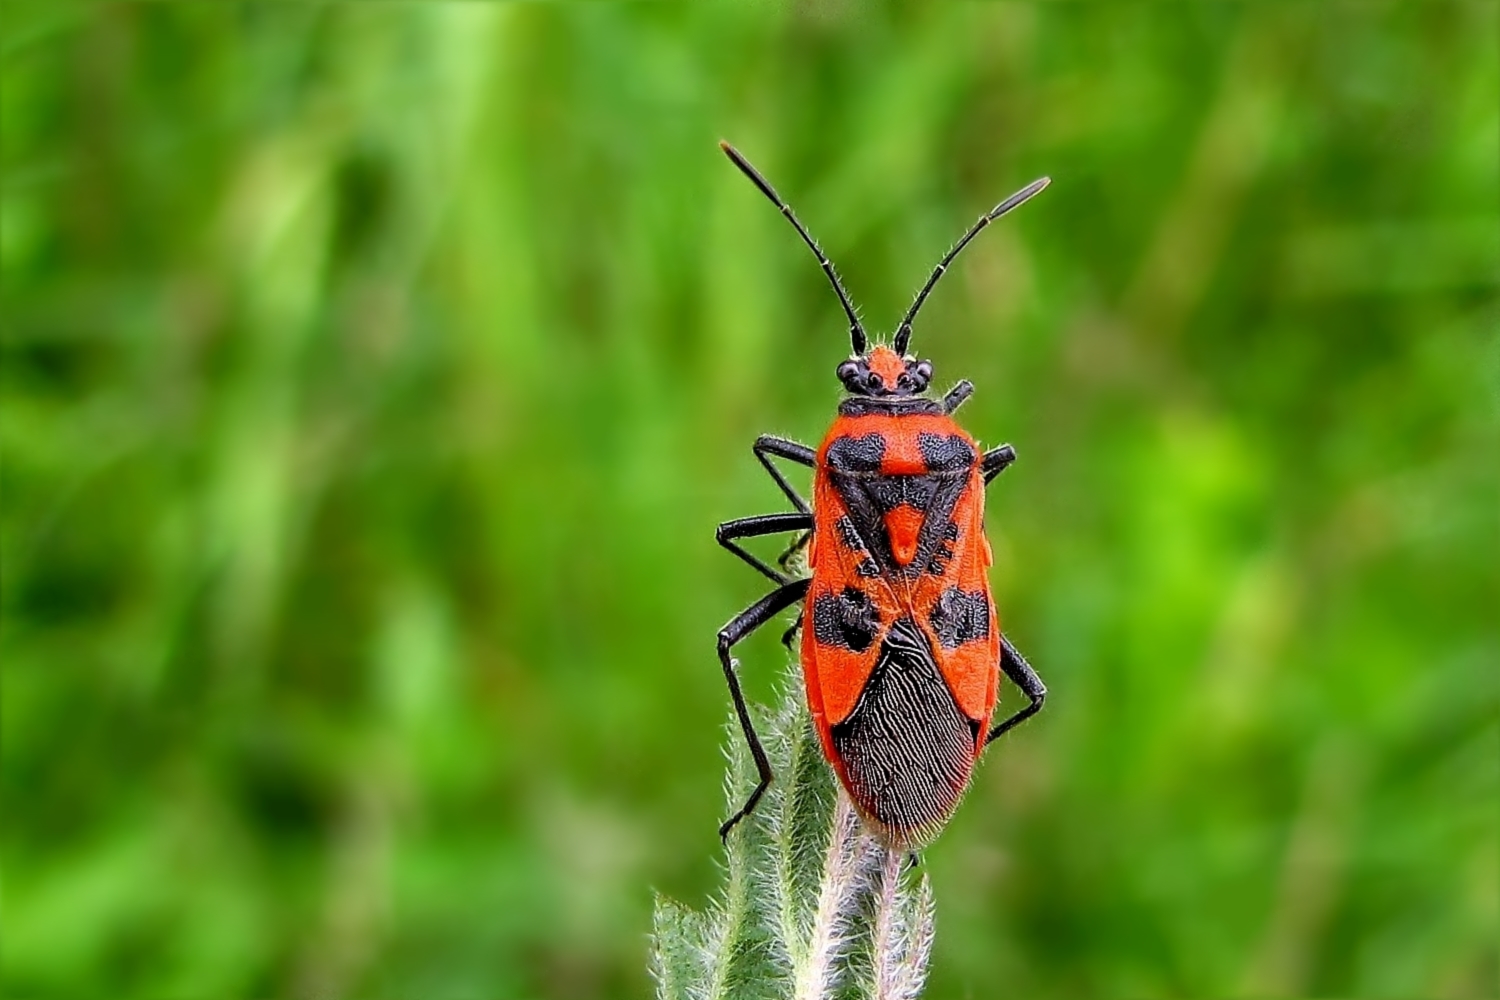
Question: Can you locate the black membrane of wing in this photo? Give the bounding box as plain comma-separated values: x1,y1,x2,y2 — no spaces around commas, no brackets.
829,617,979,835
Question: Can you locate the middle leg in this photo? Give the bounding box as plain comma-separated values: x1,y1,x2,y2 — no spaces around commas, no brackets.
754,435,815,513
716,577,812,840
717,511,813,584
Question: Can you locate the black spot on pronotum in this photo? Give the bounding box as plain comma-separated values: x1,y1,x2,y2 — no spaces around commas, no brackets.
928,586,990,648
826,434,886,474
918,433,976,473
813,587,881,652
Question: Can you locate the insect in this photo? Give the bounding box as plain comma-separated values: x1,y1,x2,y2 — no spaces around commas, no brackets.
713,141,1050,850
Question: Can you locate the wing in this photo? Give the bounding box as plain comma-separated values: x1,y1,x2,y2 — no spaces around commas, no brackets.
800,470,898,729
909,464,999,725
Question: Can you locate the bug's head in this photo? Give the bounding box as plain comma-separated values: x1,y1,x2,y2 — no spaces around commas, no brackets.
836,346,933,398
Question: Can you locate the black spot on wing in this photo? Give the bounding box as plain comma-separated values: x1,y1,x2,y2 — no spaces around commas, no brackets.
812,587,880,652
830,618,977,844
826,434,886,473
928,587,990,648
918,433,977,473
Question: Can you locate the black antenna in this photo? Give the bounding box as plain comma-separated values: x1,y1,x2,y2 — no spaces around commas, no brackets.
720,141,868,355
893,176,1050,356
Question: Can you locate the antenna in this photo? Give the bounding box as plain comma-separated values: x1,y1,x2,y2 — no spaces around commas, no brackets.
892,176,1050,356
719,142,868,355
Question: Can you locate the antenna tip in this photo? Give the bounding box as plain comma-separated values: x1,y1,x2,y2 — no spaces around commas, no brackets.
719,141,752,171
1021,177,1051,198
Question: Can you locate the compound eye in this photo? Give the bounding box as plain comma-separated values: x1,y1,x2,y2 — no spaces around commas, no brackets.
836,360,860,385
915,360,933,382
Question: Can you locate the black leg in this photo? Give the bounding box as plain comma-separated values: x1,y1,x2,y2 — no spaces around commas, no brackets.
982,444,1017,484
985,635,1046,746
942,380,974,414
717,577,812,840
780,611,803,649
754,435,816,514
777,529,812,570
717,512,813,585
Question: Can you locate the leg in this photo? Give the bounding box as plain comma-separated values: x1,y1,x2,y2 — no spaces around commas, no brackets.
777,529,812,570
717,577,812,840
717,512,813,585
780,611,803,648
985,635,1046,745
982,444,1017,484
755,435,815,513
942,380,974,414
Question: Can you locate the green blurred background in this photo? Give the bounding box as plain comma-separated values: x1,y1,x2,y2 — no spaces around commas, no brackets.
3,2,1496,997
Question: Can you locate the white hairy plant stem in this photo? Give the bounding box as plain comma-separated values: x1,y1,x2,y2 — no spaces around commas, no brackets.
704,813,755,1000
872,847,903,1000
651,660,936,1000
869,846,933,1000
794,795,876,1000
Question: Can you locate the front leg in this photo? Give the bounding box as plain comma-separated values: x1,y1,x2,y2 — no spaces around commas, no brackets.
982,444,1017,485
942,380,975,414
754,434,815,513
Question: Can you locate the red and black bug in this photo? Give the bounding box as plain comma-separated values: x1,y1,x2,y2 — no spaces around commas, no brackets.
713,142,1050,850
